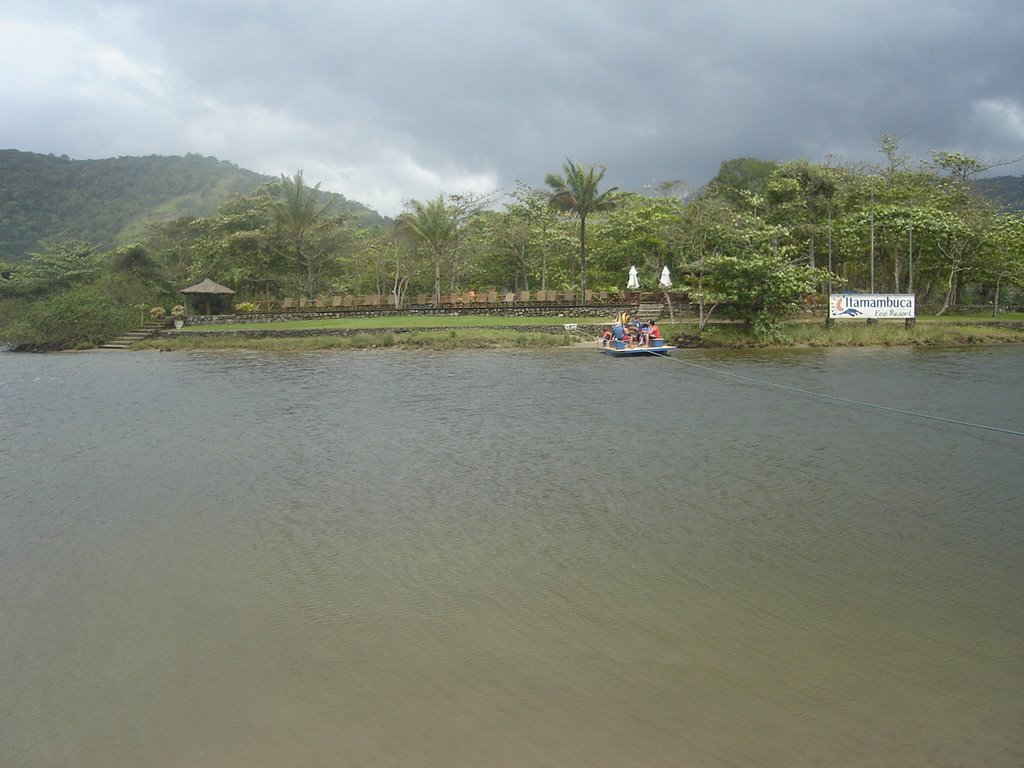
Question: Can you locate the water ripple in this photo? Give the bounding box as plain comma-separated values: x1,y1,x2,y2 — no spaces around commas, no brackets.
1,347,1022,767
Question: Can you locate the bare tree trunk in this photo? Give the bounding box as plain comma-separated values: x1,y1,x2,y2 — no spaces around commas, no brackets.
540,243,547,291
432,248,441,306
578,216,588,297
936,258,961,316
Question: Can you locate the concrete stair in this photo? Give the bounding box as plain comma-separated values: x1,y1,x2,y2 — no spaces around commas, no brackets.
634,302,665,322
97,321,169,349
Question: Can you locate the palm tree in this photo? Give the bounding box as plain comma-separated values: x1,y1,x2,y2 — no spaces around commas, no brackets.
400,195,459,306
271,171,332,298
545,159,620,296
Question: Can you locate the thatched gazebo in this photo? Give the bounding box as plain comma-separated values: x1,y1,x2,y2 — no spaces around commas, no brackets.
180,278,235,316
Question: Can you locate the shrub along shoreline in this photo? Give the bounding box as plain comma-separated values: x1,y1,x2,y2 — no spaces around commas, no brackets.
691,319,1024,348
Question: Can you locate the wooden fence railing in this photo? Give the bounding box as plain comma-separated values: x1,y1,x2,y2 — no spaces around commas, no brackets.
251,290,639,313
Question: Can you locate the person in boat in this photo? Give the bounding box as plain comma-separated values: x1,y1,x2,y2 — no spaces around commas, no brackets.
600,327,613,346
611,323,626,345
638,321,650,347
648,320,661,344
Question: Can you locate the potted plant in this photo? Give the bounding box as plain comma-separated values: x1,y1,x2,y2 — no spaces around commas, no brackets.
170,305,187,329
149,306,167,323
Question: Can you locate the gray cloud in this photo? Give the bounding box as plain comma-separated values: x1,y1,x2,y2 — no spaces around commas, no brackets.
2,0,1022,215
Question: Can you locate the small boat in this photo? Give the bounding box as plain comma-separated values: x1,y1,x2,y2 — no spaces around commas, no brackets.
600,339,676,357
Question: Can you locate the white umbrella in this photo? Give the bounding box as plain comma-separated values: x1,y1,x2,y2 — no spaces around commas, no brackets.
659,265,675,322
627,265,640,289
659,266,672,288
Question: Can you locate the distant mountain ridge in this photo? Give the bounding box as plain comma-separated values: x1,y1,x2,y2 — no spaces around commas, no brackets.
972,175,1024,213
0,150,385,260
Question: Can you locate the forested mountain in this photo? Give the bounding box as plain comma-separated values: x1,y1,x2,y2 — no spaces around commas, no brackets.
0,150,384,260
973,175,1024,212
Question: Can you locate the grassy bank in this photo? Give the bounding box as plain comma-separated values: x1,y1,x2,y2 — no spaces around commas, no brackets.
134,328,578,352
673,318,1024,348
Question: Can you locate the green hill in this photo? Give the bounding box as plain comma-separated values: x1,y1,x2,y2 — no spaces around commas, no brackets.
972,175,1024,212
0,150,385,260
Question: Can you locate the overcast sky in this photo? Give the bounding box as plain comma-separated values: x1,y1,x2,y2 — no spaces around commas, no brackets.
2,0,1022,216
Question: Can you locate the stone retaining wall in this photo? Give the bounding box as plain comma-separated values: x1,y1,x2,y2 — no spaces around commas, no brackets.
184,305,634,326
162,324,610,339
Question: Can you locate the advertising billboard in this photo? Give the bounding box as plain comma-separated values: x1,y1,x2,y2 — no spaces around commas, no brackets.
829,294,915,320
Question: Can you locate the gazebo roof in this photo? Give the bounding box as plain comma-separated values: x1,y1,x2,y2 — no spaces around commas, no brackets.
180,278,235,295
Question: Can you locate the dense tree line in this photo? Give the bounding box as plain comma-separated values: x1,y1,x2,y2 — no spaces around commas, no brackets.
2,140,1022,348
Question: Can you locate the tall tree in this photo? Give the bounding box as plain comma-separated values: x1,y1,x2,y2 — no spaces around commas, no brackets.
599,193,682,288
693,250,830,338
400,195,460,306
364,224,421,307
981,213,1024,315
545,159,620,296
270,171,333,298
509,182,567,291
166,190,285,301
2,239,100,297
764,160,839,270
707,157,778,207
924,153,999,313
668,195,750,329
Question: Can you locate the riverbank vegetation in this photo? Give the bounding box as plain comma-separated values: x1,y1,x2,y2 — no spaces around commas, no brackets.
691,319,1024,348
2,137,1022,350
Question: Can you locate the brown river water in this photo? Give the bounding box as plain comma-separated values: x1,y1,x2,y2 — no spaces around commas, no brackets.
1,345,1022,767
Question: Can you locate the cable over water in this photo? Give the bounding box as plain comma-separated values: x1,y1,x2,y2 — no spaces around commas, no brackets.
647,348,1024,438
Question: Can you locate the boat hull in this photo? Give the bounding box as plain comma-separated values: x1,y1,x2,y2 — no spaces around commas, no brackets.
600,342,676,357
